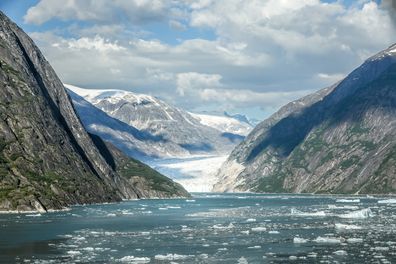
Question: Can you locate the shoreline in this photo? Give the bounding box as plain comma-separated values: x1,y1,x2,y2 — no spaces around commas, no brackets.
1,193,395,214
0,196,191,214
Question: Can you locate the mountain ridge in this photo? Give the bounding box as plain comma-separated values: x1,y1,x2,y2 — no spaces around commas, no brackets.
66,84,252,159
213,43,396,194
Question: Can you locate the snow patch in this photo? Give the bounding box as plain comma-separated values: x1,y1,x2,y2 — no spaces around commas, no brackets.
189,112,252,136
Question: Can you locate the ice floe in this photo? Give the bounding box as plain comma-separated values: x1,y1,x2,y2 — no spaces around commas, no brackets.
338,208,373,219
313,236,342,244
293,237,308,243
118,256,150,263
248,245,261,249
291,208,326,217
336,199,360,203
154,254,194,260
328,205,359,210
347,238,363,243
333,250,348,256
251,227,267,232
25,213,42,217
335,223,362,230
378,199,396,204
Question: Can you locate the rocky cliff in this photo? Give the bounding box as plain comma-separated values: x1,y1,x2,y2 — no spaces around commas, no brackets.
214,44,396,194
0,12,188,212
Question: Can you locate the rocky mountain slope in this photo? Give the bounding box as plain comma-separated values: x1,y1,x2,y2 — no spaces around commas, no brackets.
214,44,396,194
0,12,188,212
66,84,251,159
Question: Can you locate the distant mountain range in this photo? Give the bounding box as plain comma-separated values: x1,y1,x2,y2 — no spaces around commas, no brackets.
223,112,261,126
214,43,396,194
66,84,253,160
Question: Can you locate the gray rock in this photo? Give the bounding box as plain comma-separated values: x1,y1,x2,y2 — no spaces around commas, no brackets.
214,43,396,194
0,11,188,212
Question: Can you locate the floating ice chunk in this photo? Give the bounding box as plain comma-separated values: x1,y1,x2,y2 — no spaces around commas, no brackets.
26,213,42,217
154,254,194,260
347,238,363,243
186,200,196,202
181,225,192,232
167,206,181,209
307,252,317,258
268,231,280,234
251,227,267,232
122,210,134,215
293,237,308,243
212,223,234,229
240,230,250,235
328,205,359,210
336,199,360,203
245,218,256,223
67,250,82,256
248,245,261,249
289,256,298,260
373,247,389,251
217,248,228,251
140,232,150,236
119,256,151,263
335,223,362,230
107,213,116,217
333,250,347,256
314,236,342,244
238,257,248,264
378,199,396,204
339,208,373,219
291,208,326,217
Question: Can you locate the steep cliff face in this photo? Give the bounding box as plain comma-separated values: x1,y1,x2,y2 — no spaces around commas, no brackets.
214,44,396,194
0,12,188,212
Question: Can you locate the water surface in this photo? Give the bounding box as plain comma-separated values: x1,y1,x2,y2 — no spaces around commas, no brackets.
1,193,396,263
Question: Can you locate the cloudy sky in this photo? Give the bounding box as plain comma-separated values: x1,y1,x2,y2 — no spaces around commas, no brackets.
1,0,396,119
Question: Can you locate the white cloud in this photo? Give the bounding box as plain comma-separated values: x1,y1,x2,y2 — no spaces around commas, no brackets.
316,72,345,83
23,0,396,118
176,72,222,96
24,0,172,25
65,36,126,52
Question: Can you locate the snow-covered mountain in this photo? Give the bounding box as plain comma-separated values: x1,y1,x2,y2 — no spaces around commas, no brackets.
189,112,252,137
66,84,252,158
224,112,261,126
65,84,254,191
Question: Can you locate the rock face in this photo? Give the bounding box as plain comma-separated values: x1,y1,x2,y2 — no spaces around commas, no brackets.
214,44,396,194
66,84,251,159
0,12,188,212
